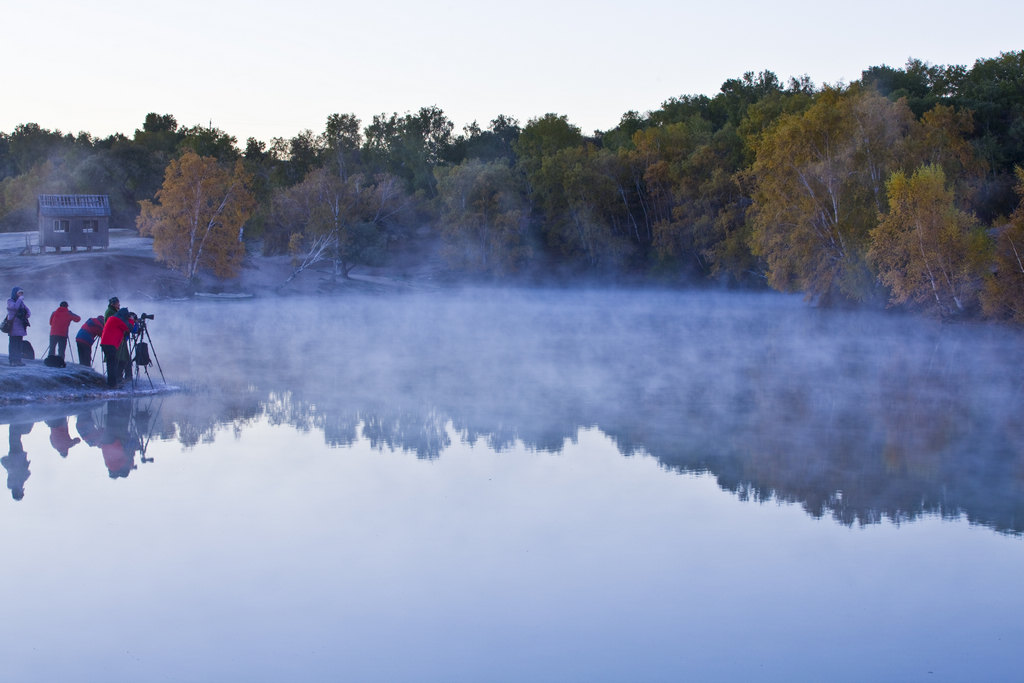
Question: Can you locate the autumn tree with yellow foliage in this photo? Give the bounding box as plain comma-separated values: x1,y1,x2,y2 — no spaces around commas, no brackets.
137,151,256,281
869,164,987,316
747,86,915,303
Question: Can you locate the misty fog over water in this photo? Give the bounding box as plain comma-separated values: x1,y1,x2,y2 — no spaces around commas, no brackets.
2,289,1022,681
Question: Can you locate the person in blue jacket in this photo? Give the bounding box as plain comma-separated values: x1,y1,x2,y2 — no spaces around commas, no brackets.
75,314,105,367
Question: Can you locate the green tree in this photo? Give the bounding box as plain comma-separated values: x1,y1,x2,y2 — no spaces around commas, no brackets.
861,58,963,116
515,114,638,271
450,115,521,164
951,51,1024,220
324,113,362,180
436,159,531,275
598,111,646,152
272,168,411,282
710,70,784,129
134,113,181,155
514,113,584,185
531,144,631,269
981,166,1024,322
647,95,713,129
955,51,1024,174
6,123,77,175
651,124,754,282
178,123,240,161
363,106,454,196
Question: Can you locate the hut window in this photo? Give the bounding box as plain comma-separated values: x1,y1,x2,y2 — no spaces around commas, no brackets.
83,219,98,233
53,219,70,233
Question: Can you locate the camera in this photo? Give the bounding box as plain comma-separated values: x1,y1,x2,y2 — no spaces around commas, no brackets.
140,313,155,320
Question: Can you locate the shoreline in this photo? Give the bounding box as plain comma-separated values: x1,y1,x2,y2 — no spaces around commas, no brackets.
0,228,443,301
0,355,179,419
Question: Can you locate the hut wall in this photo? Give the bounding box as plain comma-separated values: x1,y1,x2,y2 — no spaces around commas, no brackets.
37,209,110,250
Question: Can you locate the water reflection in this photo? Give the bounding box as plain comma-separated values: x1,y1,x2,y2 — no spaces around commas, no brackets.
3,379,1022,536
0,398,166,496
2,290,1023,535
3,422,32,499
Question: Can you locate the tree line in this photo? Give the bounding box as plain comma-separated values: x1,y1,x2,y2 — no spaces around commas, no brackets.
2,50,1023,321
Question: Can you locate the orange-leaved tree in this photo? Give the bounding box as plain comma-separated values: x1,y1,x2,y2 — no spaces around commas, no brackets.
137,151,256,280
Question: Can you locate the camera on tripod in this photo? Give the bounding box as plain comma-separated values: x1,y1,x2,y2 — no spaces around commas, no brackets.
125,311,164,387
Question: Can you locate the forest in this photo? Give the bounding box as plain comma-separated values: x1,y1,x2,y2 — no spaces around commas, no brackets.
1,50,1023,321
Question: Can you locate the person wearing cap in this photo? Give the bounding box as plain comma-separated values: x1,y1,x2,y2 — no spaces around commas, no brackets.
104,297,120,320
5,287,30,366
48,301,81,363
99,308,132,387
75,314,105,367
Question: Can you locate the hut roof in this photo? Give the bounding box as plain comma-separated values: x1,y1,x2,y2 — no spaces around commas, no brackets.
38,194,111,217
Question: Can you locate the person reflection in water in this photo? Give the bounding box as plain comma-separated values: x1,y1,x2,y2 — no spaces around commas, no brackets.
101,401,137,479
3,423,33,500
76,411,103,447
46,416,82,458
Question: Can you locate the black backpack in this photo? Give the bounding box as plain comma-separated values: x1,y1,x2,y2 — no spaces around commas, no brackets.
134,342,151,366
44,354,66,368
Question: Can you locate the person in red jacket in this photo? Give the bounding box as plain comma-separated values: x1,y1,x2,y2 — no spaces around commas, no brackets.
47,417,81,458
100,400,136,478
100,308,132,387
48,301,81,362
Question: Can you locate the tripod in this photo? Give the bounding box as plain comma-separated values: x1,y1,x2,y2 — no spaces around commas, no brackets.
128,318,165,388
129,395,162,464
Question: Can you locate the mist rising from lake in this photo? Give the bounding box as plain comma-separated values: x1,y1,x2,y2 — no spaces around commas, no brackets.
3,288,1022,681
144,287,1023,533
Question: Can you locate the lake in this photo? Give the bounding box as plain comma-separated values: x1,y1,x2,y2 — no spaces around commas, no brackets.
2,289,1022,682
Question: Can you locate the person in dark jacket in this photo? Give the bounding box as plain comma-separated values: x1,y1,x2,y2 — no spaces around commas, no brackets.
5,287,30,366
104,297,120,321
76,410,103,447
48,301,81,362
75,315,105,367
100,309,132,387
119,312,139,381
3,422,33,500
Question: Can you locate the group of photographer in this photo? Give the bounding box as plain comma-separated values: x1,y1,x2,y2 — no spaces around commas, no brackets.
4,290,150,388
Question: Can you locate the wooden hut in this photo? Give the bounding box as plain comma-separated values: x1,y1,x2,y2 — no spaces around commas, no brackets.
37,194,111,251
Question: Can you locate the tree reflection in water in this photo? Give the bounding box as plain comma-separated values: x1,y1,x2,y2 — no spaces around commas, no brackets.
2,290,1022,534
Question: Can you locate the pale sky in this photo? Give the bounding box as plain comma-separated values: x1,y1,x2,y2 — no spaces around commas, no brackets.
2,0,1021,145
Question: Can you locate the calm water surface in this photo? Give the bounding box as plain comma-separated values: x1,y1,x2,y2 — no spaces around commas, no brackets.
1,289,1021,682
